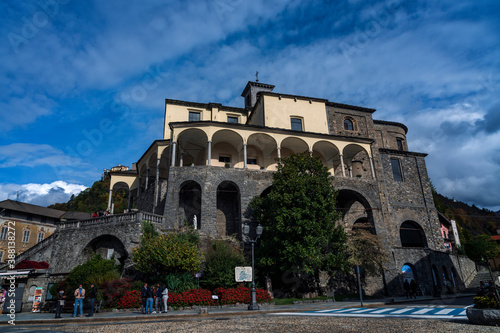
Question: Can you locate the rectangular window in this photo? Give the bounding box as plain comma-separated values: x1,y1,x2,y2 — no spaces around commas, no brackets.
390,158,403,182
0,251,3,262
219,156,231,163
247,158,258,165
22,230,30,243
397,138,404,151
188,111,201,122
41,216,47,223
26,213,33,221
0,227,7,240
37,232,44,243
227,116,238,124
291,118,303,131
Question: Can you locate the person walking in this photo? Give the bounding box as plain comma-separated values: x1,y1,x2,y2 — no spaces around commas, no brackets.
403,279,410,299
86,283,97,317
73,284,85,317
146,284,154,314
55,290,65,318
154,283,163,313
410,279,418,299
162,285,169,313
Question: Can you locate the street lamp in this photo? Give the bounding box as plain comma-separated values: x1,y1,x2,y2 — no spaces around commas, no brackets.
243,223,263,310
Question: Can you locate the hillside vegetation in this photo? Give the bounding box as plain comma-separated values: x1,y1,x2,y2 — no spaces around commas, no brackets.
49,177,129,214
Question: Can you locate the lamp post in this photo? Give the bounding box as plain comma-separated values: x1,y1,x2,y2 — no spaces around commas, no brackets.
243,223,263,310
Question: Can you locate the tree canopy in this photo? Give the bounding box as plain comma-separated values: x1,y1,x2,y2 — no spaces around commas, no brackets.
132,223,200,281
464,234,499,263
249,153,348,290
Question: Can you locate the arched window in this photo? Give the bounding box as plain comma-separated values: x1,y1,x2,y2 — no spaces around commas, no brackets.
344,118,354,131
400,221,427,247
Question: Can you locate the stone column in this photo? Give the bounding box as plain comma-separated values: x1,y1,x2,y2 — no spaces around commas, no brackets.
369,156,376,179
180,153,184,167
348,161,352,178
340,154,346,177
107,188,113,212
145,166,149,190
154,157,160,210
243,143,247,168
207,140,212,165
171,142,177,167
277,147,281,159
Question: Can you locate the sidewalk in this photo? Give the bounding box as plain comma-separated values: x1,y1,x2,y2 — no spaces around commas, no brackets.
0,293,475,326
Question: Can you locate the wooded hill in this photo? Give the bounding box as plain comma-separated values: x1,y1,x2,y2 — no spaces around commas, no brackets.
48,177,129,214
432,187,500,237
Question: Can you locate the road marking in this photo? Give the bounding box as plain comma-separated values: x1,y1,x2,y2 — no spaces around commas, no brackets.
435,308,454,315
390,308,414,314
370,308,393,314
412,308,433,315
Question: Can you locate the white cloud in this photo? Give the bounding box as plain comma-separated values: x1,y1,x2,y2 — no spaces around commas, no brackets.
0,143,81,168
0,181,87,207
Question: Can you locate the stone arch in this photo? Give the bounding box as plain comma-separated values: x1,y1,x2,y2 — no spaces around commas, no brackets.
179,181,202,229
81,234,128,266
212,129,244,168
247,133,278,170
139,164,148,192
312,140,341,174
216,181,241,238
400,221,427,248
177,128,209,166
336,189,376,233
280,137,309,156
431,264,440,294
402,263,417,283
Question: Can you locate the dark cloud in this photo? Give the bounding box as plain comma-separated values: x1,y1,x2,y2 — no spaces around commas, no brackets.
476,104,500,133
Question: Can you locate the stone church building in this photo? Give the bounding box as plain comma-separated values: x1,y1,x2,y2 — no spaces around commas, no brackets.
107,81,474,296
2,81,476,310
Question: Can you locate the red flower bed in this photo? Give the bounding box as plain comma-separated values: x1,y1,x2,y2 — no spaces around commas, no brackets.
117,290,142,309
214,285,272,305
166,286,273,308
15,260,49,269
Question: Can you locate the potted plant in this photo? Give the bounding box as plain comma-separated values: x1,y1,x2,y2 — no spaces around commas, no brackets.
466,294,500,326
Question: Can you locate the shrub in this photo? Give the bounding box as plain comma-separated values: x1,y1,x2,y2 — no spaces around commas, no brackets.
201,240,246,290
163,273,197,293
474,296,499,309
100,278,140,309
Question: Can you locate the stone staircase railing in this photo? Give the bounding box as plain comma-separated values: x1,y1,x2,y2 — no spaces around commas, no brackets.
57,211,165,230
0,233,57,270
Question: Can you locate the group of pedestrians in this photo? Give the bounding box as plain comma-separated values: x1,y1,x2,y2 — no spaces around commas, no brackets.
55,283,98,319
141,283,169,314
403,279,418,299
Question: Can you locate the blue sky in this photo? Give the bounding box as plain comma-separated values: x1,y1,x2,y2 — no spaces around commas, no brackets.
0,0,499,210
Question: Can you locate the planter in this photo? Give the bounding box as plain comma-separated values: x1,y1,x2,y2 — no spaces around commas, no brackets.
466,307,500,326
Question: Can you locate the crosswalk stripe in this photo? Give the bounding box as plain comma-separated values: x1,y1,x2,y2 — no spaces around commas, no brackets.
435,308,454,315
458,310,466,316
350,308,377,313
390,308,414,314
370,308,393,314
412,308,434,315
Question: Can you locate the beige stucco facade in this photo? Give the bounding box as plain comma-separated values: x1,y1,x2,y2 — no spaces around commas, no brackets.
0,217,56,263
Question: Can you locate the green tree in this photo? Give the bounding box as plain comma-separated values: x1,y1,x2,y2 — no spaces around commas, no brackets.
464,234,498,263
249,153,348,291
346,224,389,276
132,223,200,281
50,255,120,300
202,240,246,290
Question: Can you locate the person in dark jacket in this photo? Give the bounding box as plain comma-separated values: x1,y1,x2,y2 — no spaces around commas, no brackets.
146,285,154,314
86,283,97,317
154,283,163,313
410,279,418,299
141,283,148,314
55,290,65,318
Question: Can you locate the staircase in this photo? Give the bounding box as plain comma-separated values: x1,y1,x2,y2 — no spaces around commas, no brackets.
465,270,499,291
